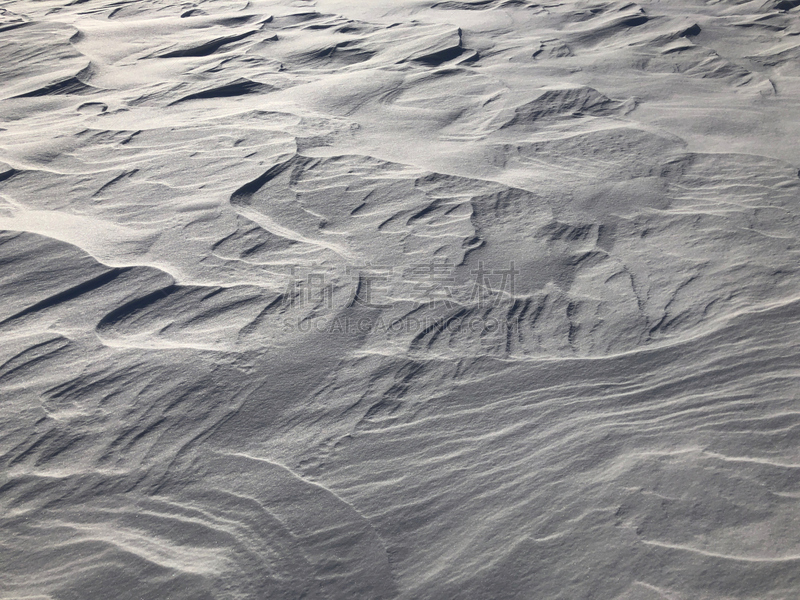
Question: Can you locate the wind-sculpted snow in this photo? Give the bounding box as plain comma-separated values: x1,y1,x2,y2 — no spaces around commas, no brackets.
2,0,800,598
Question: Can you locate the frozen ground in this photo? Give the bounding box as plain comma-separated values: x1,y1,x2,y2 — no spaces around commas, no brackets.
1,0,800,598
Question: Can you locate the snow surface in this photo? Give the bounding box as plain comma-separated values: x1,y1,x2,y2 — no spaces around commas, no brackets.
2,0,800,598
